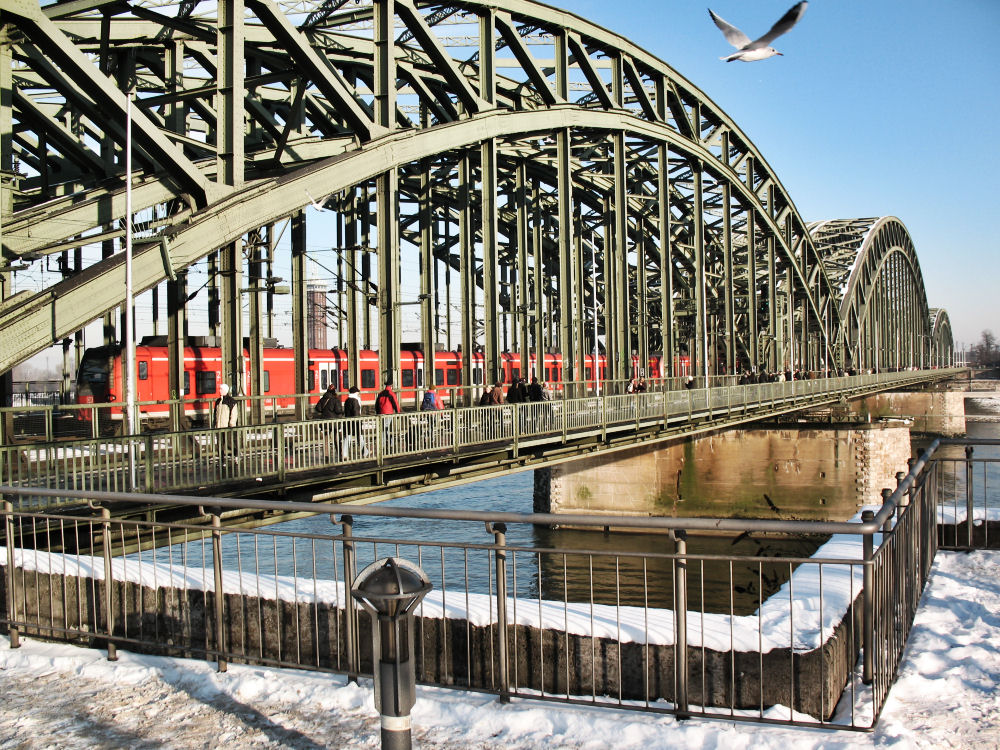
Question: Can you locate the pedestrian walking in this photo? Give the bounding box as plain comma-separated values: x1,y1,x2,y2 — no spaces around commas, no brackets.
213,384,240,460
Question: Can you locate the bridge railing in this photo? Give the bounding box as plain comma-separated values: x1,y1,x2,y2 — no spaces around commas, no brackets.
0,435,957,731
0,370,962,496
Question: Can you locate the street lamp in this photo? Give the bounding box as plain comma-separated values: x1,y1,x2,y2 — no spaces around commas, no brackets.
352,557,432,750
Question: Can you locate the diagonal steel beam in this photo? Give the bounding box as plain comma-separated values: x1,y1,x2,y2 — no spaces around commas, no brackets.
3,0,222,207
394,0,489,114
246,0,387,142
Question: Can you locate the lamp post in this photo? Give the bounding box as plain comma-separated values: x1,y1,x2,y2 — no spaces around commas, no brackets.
352,557,432,750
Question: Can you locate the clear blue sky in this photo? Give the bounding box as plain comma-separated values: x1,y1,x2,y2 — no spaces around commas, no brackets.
559,0,1000,351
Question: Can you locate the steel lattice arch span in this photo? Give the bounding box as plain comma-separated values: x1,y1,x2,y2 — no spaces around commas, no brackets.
0,0,953,395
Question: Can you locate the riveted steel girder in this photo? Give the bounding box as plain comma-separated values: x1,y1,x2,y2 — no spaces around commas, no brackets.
0,0,951,382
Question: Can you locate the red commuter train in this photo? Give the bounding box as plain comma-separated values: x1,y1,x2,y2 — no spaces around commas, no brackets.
75,338,689,426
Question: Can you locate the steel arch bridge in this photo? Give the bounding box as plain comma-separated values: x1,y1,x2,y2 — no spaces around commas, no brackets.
0,0,953,401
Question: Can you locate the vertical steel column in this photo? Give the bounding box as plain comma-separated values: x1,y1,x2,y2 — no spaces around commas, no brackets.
746,196,759,370
345,190,362,390
248,229,267,424
219,242,244,396
419,159,435,387
532,177,545,370
166,270,187,431
375,0,399,388
291,211,310,417
515,162,533,376
0,23,9,446
766,234,777,372
692,162,707,379
216,0,244,396
613,132,630,380
481,138,500,387
557,128,577,392
721,144,735,374
657,143,674,375
216,0,244,188
458,155,477,391
377,168,401,387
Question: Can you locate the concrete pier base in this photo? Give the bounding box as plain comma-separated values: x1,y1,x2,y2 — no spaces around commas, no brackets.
534,423,912,520
849,390,966,436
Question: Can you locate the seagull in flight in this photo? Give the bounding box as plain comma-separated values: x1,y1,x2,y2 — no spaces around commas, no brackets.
709,1,808,62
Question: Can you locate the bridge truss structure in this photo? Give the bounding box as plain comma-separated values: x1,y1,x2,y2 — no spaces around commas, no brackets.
0,0,954,406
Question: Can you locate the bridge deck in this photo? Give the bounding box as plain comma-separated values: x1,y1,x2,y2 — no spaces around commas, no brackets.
1,370,960,512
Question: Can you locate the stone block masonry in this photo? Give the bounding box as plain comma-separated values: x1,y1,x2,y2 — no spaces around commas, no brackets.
535,423,912,520
0,563,860,721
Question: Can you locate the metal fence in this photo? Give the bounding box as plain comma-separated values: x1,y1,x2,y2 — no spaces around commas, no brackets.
0,370,960,499
1,435,960,731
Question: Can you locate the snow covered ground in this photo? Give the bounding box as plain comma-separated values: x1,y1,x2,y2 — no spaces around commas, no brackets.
2,549,1000,749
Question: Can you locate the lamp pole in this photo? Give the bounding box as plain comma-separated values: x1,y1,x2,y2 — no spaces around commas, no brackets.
124,91,137,488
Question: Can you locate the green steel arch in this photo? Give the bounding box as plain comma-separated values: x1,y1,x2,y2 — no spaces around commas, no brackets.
0,0,950,394
809,217,938,372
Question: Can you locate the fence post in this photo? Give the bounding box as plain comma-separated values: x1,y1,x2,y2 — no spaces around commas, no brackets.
673,530,689,718
3,499,19,648
100,507,118,661
210,508,228,672
965,445,974,549
486,522,510,703
862,509,875,685
275,424,286,483
341,514,359,683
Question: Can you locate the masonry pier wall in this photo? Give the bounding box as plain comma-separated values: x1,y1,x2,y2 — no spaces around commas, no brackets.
0,565,857,720
534,423,912,520
848,390,966,436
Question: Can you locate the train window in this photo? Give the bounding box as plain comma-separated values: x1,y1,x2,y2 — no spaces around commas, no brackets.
263,370,271,393
401,369,414,388
417,369,423,387
184,372,190,395
473,366,482,386
511,367,520,380
362,369,376,389
138,361,148,380
320,370,328,390
545,367,551,381
585,366,592,380
342,371,350,390
435,368,444,386
601,367,607,380
309,371,316,391
446,369,458,386
196,371,216,396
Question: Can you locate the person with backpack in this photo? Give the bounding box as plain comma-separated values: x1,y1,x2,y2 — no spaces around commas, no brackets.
420,386,442,411
375,380,400,453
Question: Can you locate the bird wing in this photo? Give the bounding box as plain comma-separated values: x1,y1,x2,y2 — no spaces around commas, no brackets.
708,9,751,50
754,1,808,46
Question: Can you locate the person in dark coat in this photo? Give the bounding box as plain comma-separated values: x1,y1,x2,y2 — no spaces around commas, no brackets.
316,384,344,419
527,376,543,402
344,386,362,417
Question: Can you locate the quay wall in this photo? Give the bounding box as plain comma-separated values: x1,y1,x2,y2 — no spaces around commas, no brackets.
0,563,857,720
534,424,912,519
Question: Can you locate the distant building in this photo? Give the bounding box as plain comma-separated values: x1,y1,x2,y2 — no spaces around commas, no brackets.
307,283,328,350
